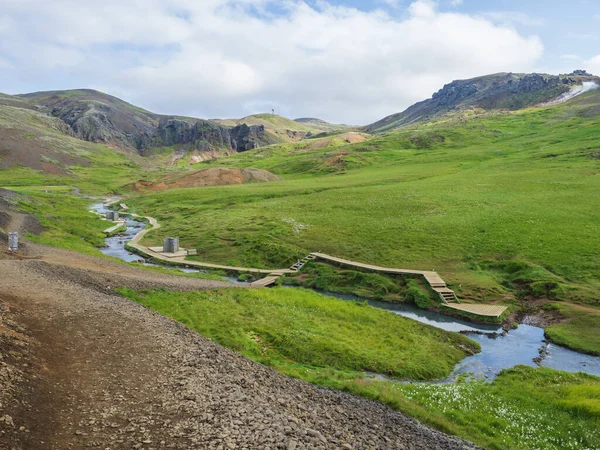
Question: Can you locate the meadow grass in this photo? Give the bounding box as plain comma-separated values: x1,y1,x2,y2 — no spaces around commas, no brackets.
117,287,479,380
390,366,600,450
118,287,600,450
0,185,74,194
126,98,600,305
0,101,144,195
544,303,600,355
17,193,110,255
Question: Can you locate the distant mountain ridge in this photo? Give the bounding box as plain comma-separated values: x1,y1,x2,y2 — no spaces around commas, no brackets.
18,90,333,158
4,69,600,169
366,71,600,133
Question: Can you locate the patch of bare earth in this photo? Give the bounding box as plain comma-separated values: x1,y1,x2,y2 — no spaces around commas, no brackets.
304,133,367,151
129,168,282,191
0,129,89,173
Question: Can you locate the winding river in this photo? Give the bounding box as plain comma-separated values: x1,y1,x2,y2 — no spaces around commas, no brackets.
93,202,600,382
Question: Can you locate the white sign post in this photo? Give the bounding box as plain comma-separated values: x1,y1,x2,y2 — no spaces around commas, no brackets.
8,232,18,252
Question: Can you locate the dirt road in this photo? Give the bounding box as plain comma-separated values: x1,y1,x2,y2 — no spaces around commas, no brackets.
0,204,477,449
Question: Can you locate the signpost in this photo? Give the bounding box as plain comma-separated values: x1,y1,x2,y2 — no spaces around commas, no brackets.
8,232,18,252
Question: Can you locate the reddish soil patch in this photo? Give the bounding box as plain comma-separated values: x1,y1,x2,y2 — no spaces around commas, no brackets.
129,168,282,191
305,132,367,150
0,129,89,173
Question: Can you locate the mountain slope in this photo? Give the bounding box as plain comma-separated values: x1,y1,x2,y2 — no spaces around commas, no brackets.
0,92,140,192
19,90,276,157
214,114,345,142
366,71,600,133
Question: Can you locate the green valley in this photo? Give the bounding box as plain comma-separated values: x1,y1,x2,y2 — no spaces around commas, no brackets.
126,89,600,309
3,72,600,450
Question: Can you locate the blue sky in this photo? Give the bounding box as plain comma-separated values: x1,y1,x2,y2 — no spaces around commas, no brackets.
0,0,599,123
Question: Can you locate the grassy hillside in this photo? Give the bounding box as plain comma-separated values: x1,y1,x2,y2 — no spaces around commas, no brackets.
20,88,157,122
214,113,347,143
119,287,479,380
0,95,141,194
126,89,600,305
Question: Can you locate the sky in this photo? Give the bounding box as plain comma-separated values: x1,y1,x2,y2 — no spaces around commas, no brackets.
1,0,599,124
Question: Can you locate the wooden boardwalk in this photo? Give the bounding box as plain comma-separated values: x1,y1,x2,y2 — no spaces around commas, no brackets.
103,221,126,234
309,253,458,303
250,276,280,288
125,211,295,275
115,203,508,317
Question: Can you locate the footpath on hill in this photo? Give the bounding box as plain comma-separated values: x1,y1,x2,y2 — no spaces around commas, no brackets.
0,203,477,449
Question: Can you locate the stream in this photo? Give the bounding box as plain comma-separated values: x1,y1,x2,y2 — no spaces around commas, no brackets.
93,201,600,382
320,291,600,381
93,201,247,284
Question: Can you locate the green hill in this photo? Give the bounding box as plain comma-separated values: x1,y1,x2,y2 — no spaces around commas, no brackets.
214,113,349,143
0,92,140,193
366,71,600,133
127,87,600,305
17,90,290,157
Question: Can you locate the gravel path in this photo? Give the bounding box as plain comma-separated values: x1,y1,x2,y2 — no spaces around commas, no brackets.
0,207,479,449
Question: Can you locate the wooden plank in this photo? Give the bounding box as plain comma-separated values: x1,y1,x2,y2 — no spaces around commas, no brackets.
445,303,508,318
103,221,126,234
250,276,280,288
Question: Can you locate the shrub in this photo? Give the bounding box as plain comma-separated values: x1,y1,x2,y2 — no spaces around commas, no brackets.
405,282,435,308
531,281,564,299
237,273,251,282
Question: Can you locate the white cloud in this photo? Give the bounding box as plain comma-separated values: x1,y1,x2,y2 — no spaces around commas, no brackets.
0,0,544,124
584,55,600,76
450,0,464,6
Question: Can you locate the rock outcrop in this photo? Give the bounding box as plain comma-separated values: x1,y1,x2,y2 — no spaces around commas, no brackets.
150,119,268,155
366,71,600,133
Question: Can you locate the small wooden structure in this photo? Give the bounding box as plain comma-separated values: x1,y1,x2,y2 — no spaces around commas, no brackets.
106,211,119,221
250,275,281,288
163,237,180,253
8,232,18,252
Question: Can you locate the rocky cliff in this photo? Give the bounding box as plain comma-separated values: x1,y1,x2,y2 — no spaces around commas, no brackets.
366,71,600,133
149,118,269,156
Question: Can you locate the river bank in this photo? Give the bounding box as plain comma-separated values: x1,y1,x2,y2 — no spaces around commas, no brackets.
93,200,600,381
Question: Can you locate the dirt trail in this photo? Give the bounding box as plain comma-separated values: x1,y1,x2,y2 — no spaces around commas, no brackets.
0,207,478,449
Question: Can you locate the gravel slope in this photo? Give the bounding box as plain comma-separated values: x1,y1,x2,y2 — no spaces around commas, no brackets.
0,208,479,449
